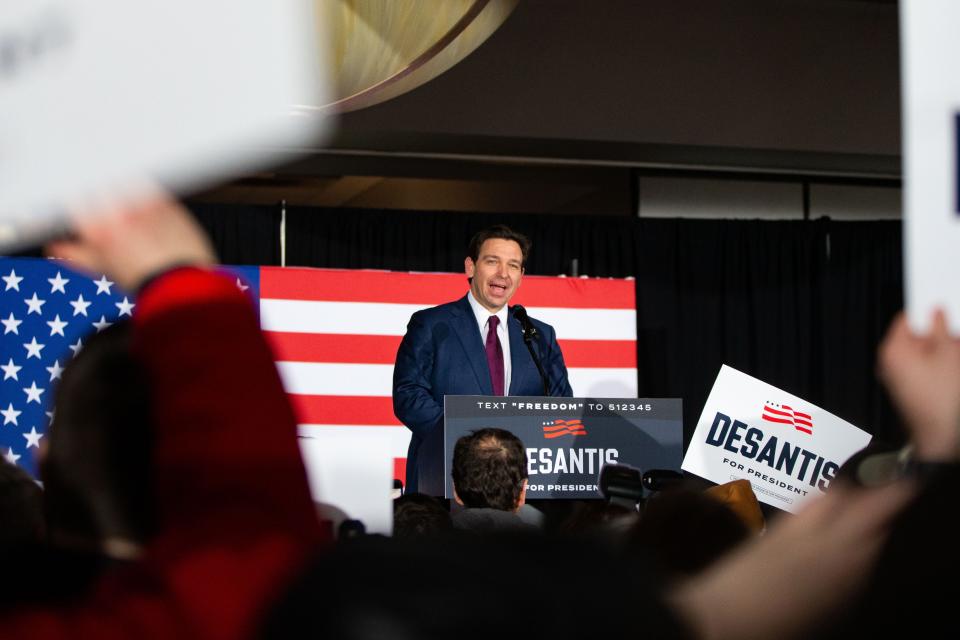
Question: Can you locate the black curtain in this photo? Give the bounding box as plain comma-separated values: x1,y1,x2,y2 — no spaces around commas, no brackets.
192,203,907,448
191,202,283,266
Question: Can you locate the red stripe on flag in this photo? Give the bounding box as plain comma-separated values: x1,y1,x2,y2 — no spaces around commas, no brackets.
762,414,793,426
559,339,637,367
289,395,402,426
543,428,587,439
394,458,406,486
261,268,464,305
260,267,635,309
795,426,813,435
764,405,793,418
266,332,402,364
511,279,634,309
266,331,634,368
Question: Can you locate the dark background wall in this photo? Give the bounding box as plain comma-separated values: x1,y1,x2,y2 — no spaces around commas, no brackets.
337,0,900,158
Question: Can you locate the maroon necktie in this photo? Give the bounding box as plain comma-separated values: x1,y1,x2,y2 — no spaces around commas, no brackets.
485,315,504,395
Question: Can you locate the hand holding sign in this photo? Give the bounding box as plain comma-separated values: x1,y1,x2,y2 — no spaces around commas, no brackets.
671,480,915,640
46,188,215,292
879,310,960,461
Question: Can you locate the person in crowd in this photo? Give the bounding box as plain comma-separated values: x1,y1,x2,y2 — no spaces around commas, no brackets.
42,321,154,561
0,323,154,607
630,487,750,583
392,493,452,539
1,190,327,637
393,225,573,493
450,427,539,533
820,309,960,636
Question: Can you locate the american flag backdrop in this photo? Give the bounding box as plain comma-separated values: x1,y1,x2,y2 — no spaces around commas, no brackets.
0,259,637,485
0,258,136,476
258,267,637,485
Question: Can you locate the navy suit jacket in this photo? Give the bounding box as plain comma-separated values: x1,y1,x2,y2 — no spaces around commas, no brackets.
393,294,574,493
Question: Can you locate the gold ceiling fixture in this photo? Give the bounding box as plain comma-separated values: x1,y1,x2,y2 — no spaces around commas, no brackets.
316,0,519,112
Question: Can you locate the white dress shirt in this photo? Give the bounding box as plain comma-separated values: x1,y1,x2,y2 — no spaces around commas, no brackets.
467,291,512,394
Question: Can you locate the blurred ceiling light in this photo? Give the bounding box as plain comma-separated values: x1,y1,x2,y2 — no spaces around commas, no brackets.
316,0,519,113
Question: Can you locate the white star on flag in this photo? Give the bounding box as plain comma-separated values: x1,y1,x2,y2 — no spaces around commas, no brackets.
23,382,44,404
92,316,112,332
24,293,46,315
48,271,70,294
2,269,23,291
69,338,83,355
1,313,22,335
4,448,20,465
23,427,43,449
23,337,45,359
46,360,64,381
94,275,114,295
1,404,21,426
1,359,21,381
46,314,68,337
70,293,92,317
236,278,250,292
115,297,135,316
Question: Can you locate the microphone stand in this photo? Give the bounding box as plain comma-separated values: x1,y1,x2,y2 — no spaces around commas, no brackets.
514,306,550,396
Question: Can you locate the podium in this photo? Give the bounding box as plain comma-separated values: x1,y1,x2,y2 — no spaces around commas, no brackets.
420,396,683,499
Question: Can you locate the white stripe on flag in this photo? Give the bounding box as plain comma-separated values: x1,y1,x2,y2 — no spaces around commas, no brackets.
297,424,411,459
278,361,394,396
523,306,636,341
261,299,636,340
567,368,638,397
261,300,425,335
277,360,635,398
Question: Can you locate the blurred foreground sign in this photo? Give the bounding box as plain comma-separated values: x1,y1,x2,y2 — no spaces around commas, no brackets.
0,1,330,245
901,1,960,333
683,366,871,513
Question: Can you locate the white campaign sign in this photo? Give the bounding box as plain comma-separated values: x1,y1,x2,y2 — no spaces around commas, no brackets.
0,1,330,245
902,1,960,334
683,365,872,513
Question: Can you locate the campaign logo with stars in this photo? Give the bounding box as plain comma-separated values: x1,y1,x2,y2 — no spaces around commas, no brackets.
0,259,133,476
541,418,587,439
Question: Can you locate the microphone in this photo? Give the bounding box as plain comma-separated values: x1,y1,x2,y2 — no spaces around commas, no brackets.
512,304,549,395
512,304,539,341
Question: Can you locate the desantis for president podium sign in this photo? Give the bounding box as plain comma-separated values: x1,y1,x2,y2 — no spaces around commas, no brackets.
683,366,872,513
444,396,682,500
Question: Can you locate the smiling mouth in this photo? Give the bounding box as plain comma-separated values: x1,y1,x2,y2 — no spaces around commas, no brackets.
489,282,508,294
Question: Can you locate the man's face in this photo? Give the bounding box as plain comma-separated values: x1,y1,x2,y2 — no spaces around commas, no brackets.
465,238,524,313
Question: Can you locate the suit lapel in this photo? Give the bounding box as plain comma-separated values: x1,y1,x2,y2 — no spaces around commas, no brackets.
450,295,493,395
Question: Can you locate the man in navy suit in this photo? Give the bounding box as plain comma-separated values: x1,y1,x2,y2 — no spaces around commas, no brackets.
393,225,573,494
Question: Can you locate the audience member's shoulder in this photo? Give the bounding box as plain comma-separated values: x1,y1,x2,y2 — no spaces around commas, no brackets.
451,507,539,534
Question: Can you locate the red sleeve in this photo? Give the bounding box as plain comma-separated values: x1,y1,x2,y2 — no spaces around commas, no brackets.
5,267,326,639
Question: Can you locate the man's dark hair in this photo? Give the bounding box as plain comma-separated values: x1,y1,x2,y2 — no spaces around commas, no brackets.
452,428,528,511
393,493,452,539
42,321,156,549
467,225,532,268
